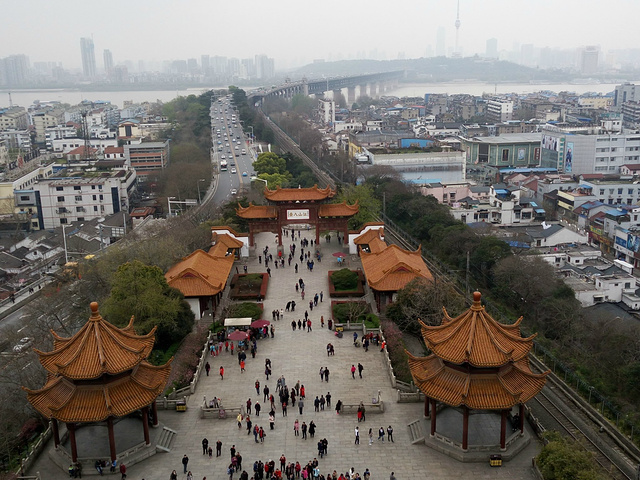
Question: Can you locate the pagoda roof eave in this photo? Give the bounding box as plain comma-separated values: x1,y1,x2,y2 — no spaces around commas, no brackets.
23,359,173,422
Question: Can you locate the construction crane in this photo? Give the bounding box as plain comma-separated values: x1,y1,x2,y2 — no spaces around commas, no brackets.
79,101,95,163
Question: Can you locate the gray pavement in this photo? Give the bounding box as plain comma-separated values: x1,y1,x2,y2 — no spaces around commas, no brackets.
27,228,541,480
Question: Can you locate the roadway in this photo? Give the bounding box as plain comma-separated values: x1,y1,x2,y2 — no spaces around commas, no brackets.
209,96,258,204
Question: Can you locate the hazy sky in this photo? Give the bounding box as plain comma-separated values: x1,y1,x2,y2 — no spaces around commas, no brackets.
1,0,638,70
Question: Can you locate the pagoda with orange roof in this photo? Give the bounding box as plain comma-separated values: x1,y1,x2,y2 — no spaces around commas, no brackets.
407,292,547,452
23,302,172,463
236,184,358,246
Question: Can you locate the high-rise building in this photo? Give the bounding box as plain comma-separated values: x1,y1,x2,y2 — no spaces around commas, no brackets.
0,55,30,87
80,37,96,78
255,54,275,79
103,49,113,75
581,46,599,75
614,83,639,107
436,27,446,57
201,55,210,75
486,38,498,58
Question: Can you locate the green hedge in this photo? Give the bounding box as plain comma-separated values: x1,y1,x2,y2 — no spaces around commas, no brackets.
228,302,263,320
331,268,359,291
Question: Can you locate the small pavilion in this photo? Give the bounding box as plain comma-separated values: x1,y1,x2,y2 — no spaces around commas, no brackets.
23,302,172,463
407,292,547,455
236,184,358,247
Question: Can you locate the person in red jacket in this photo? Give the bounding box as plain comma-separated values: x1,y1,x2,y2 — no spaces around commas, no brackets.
220,366,224,380
119,463,126,480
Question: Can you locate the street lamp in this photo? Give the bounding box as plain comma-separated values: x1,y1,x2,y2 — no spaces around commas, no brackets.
197,178,206,203
251,176,268,190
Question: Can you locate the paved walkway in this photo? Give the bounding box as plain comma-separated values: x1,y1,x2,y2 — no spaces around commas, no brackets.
27,229,541,480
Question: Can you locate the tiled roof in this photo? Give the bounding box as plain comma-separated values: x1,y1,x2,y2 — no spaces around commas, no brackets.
34,303,157,379
236,204,278,219
407,353,547,409
420,292,536,367
360,244,433,291
212,232,244,249
353,228,384,245
264,184,335,202
104,146,124,154
318,202,359,217
165,249,234,297
24,360,171,422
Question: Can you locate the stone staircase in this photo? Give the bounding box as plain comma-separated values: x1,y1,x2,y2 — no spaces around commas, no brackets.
156,427,177,453
407,419,425,444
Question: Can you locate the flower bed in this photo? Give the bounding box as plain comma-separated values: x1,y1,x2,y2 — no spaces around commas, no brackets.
229,273,268,300
327,270,365,297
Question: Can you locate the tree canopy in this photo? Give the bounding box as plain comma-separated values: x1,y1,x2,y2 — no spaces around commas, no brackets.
334,184,381,230
101,260,194,350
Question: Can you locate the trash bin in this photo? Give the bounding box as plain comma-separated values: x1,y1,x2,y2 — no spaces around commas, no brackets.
489,454,502,467
176,400,187,412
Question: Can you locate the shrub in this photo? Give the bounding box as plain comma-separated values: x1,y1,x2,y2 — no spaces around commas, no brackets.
331,268,359,291
536,432,601,480
364,313,380,328
228,302,263,320
382,319,412,383
333,301,369,323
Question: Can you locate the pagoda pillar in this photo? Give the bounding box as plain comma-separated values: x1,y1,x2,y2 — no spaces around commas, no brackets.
500,409,507,450
315,227,320,246
424,396,430,417
519,403,525,435
430,398,437,436
462,406,469,451
248,225,255,247
142,406,151,445
107,417,117,461
152,400,159,427
51,418,60,448
67,422,78,462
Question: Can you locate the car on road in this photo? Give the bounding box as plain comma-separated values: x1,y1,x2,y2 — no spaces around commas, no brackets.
221,155,226,159
13,337,33,353
242,171,248,176
231,167,237,174
241,149,246,155
230,188,238,195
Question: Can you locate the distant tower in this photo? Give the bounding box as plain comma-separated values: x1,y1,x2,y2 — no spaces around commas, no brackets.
454,0,461,57
103,49,113,75
80,37,96,78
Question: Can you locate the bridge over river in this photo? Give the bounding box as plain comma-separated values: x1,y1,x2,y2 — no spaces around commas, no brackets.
249,70,405,104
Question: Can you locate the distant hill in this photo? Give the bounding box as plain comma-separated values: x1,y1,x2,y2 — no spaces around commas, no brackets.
291,56,568,83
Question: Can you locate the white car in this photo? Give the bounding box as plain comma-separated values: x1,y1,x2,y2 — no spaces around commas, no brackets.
230,188,238,195
13,337,33,353
231,167,237,174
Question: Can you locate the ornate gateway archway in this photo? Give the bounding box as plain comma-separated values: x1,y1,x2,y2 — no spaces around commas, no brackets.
236,185,358,246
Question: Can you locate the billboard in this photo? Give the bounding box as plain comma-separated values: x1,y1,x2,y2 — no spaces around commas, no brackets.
517,148,526,161
565,142,573,173
542,134,559,151
627,233,640,253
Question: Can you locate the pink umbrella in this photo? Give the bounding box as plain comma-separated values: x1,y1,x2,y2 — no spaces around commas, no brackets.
227,330,249,341
332,252,347,257
251,319,270,328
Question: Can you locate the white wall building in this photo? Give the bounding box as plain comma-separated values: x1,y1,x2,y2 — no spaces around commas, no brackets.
33,169,137,229
486,99,513,123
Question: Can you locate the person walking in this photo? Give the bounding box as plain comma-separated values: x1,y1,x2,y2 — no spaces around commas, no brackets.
354,427,360,445
378,427,385,442
294,419,300,436
368,428,373,446
387,425,394,442
358,363,364,379
269,413,275,430
237,413,243,429
254,401,261,416
182,455,189,474
314,396,320,412
335,400,342,415
300,385,306,398
170,470,177,480
240,360,245,373
326,392,331,408
298,398,304,415
216,440,222,457
351,365,356,379
301,421,307,439
220,366,224,380
263,385,270,402
309,420,316,438
246,399,252,415
119,464,127,480
205,362,210,376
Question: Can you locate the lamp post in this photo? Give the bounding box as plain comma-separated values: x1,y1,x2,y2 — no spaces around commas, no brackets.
251,176,268,190
197,178,206,203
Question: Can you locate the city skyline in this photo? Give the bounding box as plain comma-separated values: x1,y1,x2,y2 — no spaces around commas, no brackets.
1,0,639,71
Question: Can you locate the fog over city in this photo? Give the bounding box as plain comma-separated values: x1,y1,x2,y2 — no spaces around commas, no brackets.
2,0,639,71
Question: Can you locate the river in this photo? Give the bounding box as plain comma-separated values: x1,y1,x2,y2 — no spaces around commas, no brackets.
1,81,638,108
